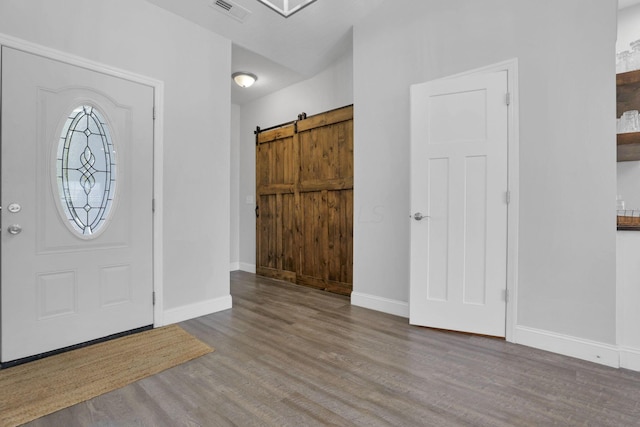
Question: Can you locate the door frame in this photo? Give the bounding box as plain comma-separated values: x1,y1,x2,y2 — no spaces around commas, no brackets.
438,58,520,342
0,33,166,327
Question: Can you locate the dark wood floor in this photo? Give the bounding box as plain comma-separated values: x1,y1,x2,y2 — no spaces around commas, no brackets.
27,271,640,426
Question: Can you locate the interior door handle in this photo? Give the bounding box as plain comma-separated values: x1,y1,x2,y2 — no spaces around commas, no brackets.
413,212,429,221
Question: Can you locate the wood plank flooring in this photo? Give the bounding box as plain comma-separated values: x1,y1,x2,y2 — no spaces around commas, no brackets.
26,271,640,426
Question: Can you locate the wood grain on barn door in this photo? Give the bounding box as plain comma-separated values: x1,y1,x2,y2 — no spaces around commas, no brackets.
297,107,353,295
255,105,353,296
256,124,298,283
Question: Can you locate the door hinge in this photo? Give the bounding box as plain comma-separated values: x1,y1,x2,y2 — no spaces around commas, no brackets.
152,291,156,306
152,198,156,213
505,92,511,106
503,289,509,303
153,106,156,120
505,191,511,204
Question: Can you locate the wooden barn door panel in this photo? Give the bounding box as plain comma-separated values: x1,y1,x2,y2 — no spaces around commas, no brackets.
256,194,276,271
299,116,353,184
297,108,353,295
255,125,297,282
297,191,328,291
326,189,353,294
256,105,353,296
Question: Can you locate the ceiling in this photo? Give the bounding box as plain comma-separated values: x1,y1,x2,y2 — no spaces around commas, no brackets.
145,0,385,105
146,0,640,105
620,0,640,9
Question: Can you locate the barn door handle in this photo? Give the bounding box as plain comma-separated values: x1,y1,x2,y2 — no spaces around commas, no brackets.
255,205,259,218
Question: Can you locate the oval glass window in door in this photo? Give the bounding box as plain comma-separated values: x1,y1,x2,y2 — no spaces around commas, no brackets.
56,105,117,237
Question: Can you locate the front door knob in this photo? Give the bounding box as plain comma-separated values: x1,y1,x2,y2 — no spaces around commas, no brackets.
7,224,22,235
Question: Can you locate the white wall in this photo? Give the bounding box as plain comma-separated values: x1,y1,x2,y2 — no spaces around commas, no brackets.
0,0,232,320
237,49,354,269
353,0,617,344
617,4,640,211
617,3,640,54
231,104,241,270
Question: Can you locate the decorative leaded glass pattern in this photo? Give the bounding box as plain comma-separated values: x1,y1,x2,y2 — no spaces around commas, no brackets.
57,105,116,237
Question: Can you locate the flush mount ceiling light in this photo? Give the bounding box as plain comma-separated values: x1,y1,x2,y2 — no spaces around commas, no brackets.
232,72,258,88
256,0,318,18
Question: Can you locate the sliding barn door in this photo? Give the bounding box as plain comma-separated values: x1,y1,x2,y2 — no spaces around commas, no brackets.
255,105,353,296
296,107,353,295
256,124,297,283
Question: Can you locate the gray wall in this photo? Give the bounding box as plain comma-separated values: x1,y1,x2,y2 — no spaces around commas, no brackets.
352,0,617,343
0,0,232,315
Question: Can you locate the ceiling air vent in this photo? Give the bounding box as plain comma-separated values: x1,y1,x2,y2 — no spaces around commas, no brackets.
211,0,252,22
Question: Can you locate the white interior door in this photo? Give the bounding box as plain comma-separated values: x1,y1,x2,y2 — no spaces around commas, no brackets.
1,47,154,363
409,70,509,337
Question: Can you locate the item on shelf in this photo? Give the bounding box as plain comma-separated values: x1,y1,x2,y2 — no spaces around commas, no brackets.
619,110,640,133
618,50,631,73
617,39,640,73
630,39,640,71
617,195,626,211
616,68,640,162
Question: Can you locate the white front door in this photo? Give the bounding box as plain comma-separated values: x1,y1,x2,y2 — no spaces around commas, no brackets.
1,47,154,363
409,70,509,337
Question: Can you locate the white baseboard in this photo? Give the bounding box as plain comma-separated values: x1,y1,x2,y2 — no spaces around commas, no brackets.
239,263,256,273
162,295,232,325
229,262,240,271
351,292,409,318
620,346,640,371
514,325,619,368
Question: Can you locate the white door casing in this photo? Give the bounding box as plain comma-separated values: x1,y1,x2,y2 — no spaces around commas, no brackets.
1,46,155,363
409,70,510,337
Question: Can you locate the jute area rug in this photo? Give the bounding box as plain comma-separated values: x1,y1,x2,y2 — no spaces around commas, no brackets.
0,325,213,427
